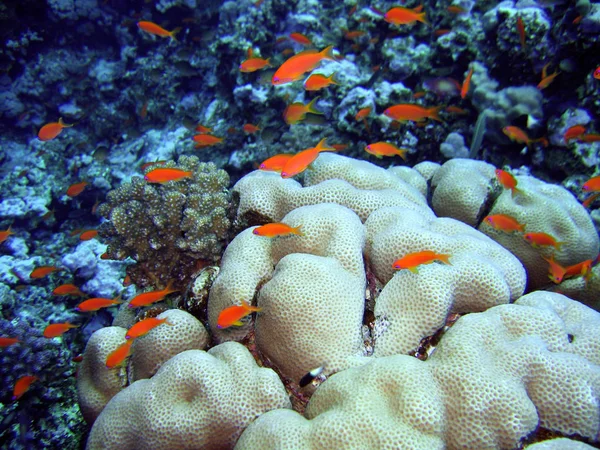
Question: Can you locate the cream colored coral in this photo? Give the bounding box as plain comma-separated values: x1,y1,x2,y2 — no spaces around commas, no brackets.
525,439,597,449
77,326,128,424
365,206,526,356
86,343,291,450
431,158,496,226
478,175,599,290
412,160,441,182
130,309,210,381
387,165,428,197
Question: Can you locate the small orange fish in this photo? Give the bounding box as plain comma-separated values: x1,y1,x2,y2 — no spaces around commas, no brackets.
483,214,525,233
523,232,563,249
239,57,271,72
217,300,262,329
72,354,84,363
579,134,600,143
137,21,181,40
259,154,294,172
128,281,178,308
582,176,600,192
331,143,348,152
192,134,224,147
304,73,338,91
281,138,335,178
253,223,303,238
384,104,443,122
76,297,122,312
503,126,548,148
365,142,408,160
0,226,14,244
195,124,212,134
572,15,583,25
105,340,132,369
79,229,98,241
43,322,80,338
289,32,312,46
144,168,192,183
495,169,522,196
12,375,37,401
445,105,468,115
122,274,132,287
594,67,600,80
516,16,526,48
447,5,466,14
272,46,335,85
125,317,170,340
30,266,61,279
565,259,593,284
564,125,586,142
461,66,474,99
344,30,366,40
38,118,73,141
355,107,372,121
0,337,20,347
434,29,451,37
140,160,167,171
384,5,428,25
392,250,451,273
537,63,560,90
582,192,600,208
283,97,323,124
243,123,261,134
543,255,567,284
67,181,88,197
52,283,85,297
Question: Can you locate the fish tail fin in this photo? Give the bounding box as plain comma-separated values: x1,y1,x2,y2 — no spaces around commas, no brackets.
511,186,524,198
315,138,334,152
58,117,74,128
292,225,304,236
428,106,443,122
306,96,323,115
164,279,179,294
241,299,262,312
329,72,340,85
408,267,419,274
438,254,452,265
320,45,336,61
556,241,564,250
517,223,526,233
396,148,408,161
169,27,182,41
418,12,429,25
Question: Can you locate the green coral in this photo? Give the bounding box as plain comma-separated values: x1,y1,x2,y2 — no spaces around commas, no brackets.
98,155,231,289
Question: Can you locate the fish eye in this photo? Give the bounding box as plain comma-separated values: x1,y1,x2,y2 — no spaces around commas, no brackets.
273,76,279,82
252,229,259,235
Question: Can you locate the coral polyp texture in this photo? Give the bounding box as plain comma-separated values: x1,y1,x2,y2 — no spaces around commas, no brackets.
98,155,231,288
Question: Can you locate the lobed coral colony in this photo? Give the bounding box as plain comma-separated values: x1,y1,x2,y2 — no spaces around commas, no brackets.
1,0,600,449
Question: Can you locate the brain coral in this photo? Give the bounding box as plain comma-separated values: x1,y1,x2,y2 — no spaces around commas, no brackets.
86,343,291,450
98,155,230,288
236,292,600,450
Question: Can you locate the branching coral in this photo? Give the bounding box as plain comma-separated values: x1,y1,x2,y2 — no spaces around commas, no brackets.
98,155,231,288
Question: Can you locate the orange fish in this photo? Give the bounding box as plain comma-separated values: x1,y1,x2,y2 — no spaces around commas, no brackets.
344,30,366,40
582,176,600,192
12,375,37,401
483,214,525,233
243,123,261,134
365,142,408,160
516,16,526,48
52,283,85,297
355,107,371,121
582,192,600,208
564,125,586,142
128,281,178,308
447,5,466,14
461,66,474,99
445,105,468,115
259,154,294,172
76,297,122,312
217,299,262,329
495,169,522,196
594,67,600,80
281,138,335,178
565,259,593,284
392,250,451,273
331,143,348,152
272,46,335,85
283,97,323,124
79,229,98,241
123,274,132,287
0,226,14,244
105,340,132,369
579,134,600,143
543,255,567,284
66,181,88,197
193,134,224,147
195,124,212,134
43,322,80,338
253,222,303,238
137,21,181,40
0,337,20,347
289,32,312,46
239,57,271,72
125,317,170,340
144,168,192,183
38,118,73,141
384,5,428,25
304,73,338,91
502,126,548,148
434,28,451,36
30,266,61,279
140,160,167,171
523,232,563,249
537,63,560,90
384,104,443,122
139,100,149,119
72,354,84,363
